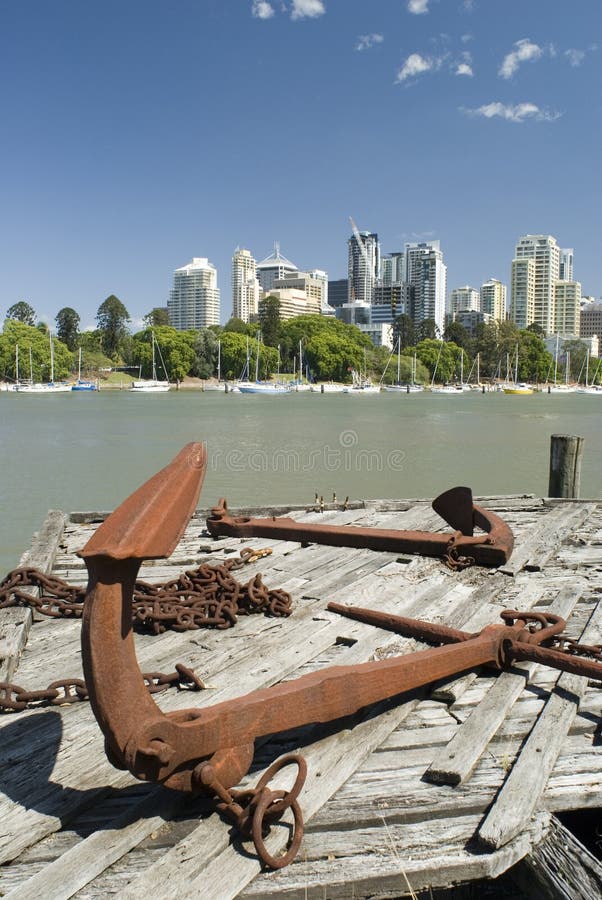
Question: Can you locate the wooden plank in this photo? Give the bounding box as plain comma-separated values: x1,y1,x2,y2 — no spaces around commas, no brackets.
0,510,67,682
2,788,179,900
478,597,602,850
499,503,593,575
511,814,602,900
425,582,585,786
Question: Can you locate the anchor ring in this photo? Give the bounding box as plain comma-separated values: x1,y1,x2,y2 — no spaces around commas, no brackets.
251,789,304,869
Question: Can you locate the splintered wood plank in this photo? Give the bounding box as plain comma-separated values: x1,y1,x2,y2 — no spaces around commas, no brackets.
478,597,602,850
499,503,594,575
0,510,67,681
425,581,585,786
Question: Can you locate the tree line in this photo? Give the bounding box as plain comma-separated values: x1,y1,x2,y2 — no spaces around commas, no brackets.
1,296,568,386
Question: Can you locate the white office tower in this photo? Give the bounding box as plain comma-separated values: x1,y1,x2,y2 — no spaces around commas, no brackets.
450,286,480,318
480,279,507,321
510,258,535,329
347,231,380,304
403,241,446,336
256,243,298,292
554,281,582,336
513,235,561,334
560,248,574,282
232,248,260,322
168,257,220,330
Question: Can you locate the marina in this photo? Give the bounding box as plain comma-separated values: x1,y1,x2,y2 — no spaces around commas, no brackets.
1,450,602,897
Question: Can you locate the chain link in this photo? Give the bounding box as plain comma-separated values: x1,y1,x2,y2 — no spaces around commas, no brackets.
0,550,291,714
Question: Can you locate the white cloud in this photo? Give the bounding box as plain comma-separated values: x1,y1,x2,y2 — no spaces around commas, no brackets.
456,62,473,76
408,0,430,14
290,0,325,19
565,48,586,67
462,101,562,123
396,53,434,82
499,39,543,79
252,0,275,19
356,33,384,52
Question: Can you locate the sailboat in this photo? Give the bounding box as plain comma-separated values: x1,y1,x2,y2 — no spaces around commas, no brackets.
130,332,170,392
237,333,291,394
15,333,72,393
547,337,575,394
503,345,534,394
381,341,422,393
72,348,97,391
577,349,602,395
292,340,311,391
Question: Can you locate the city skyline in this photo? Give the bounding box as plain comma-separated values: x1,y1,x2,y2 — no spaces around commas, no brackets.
1,1,600,328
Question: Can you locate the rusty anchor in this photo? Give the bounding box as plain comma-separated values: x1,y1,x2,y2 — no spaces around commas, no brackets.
206,486,514,569
80,444,602,869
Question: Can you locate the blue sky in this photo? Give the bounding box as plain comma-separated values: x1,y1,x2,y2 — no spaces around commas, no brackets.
1,0,600,329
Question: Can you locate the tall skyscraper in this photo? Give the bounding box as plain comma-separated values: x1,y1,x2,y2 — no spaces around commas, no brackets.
168,257,220,330
347,231,380,305
450,286,480,318
512,235,560,334
231,248,260,323
559,248,574,282
480,279,507,321
403,241,446,335
256,243,298,293
554,281,581,336
510,258,535,329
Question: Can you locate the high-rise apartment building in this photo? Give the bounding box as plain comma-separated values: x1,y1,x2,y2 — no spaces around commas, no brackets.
560,249,574,282
380,252,404,285
554,281,581,336
256,244,298,293
403,241,446,335
512,235,560,334
450,286,480,318
510,258,535,329
347,231,380,305
231,248,260,323
480,279,507,321
168,257,220,330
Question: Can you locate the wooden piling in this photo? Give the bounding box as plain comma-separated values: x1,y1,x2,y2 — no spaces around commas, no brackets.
549,434,584,498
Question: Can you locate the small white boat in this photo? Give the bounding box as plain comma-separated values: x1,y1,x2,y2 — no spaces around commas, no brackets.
311,382,347,394
72,349,97,391
130,332,170,392
237,381,292,395
14,337,73,393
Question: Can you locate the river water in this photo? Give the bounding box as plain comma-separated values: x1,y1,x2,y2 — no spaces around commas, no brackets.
1,388,601,574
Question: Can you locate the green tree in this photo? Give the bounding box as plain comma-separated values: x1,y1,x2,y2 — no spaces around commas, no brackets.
6,301,36,326
414,339,462,383
517,330,553,382
129,326,195,384
189,328,219,379
55,307,80,351
278,314,371,376
0,320,72,381
416,318,439,341
218,332,278,380
143,307,170,327
258,295,281,347
561,339,588,382
96,295,130,358
444,320,471,350
391,314,415,350
223,317,256,336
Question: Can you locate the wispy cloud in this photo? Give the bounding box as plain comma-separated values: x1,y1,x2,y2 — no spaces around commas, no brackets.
252,0,275,19
407,0,430,14
356,33,384,52
499,39,543,79
462,101,562,123
396,53,435,83
456,62,473,77
565,48,586,67
291,0,325,19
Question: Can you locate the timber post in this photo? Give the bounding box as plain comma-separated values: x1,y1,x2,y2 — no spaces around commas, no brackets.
548,434,584,498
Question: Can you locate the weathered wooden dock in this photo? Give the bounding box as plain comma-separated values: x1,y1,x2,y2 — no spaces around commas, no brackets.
1,494,602,898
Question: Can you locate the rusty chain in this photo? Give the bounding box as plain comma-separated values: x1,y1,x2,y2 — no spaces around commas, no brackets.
0,550,292,714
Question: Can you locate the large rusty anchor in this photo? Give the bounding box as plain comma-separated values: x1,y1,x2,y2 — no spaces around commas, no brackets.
80,444,602,869
206,487,514,569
